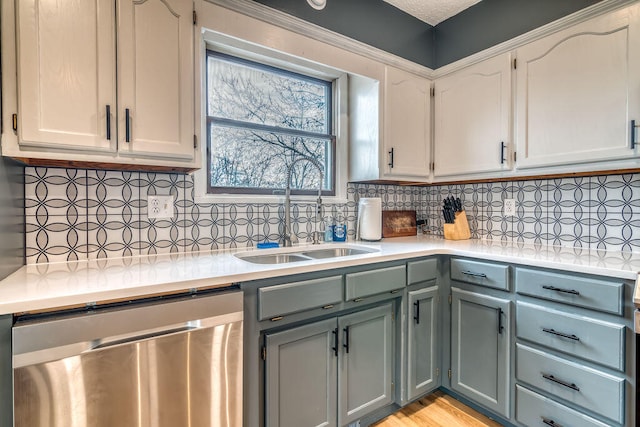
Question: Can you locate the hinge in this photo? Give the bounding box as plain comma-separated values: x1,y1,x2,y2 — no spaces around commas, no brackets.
193,134,197,149
193,10,197,25
261,346,267,360
430,87,435,97
436,368,440,377
12,114,17,132
448,369,452,379
512,58,517,69
448,294,452,305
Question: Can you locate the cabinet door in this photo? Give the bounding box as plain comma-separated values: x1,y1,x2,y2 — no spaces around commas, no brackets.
434,53,511,177
265,318,338,427
515,5,640,168
117,0,194,159
338,304,394,426
450,287,510,417
383,67,431,179
407,286,439,401
16,0,116,152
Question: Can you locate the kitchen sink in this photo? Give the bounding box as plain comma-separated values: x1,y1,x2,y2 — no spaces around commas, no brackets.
234,245,379,264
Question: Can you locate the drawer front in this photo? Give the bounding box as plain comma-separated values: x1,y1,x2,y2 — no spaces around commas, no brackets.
450,258,509,291
516,385,611,427
515,267,623,314
345,265,406,300
516,344,625,424
407,258,438,286
258,276,343,320
517,302,625,371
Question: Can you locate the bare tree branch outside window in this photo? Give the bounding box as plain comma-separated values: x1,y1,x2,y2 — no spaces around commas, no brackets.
206,51,335,195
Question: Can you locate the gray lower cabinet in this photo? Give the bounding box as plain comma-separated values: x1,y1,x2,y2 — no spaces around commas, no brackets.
450,287,511,418
264,304,394,427
407,286,439,401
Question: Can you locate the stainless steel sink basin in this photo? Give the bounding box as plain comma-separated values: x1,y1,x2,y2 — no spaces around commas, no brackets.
234,245,379,264
237,253,311,264
300,247,376,259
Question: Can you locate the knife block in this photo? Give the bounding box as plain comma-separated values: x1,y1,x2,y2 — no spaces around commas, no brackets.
443,211,471,240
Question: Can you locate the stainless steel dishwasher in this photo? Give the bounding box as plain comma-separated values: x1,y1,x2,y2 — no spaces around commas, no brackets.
12,289,243,427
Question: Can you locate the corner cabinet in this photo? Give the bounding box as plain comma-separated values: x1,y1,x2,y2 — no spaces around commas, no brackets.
433,53,512,179
3,0,196,169
450,287,511,418
382,67,432,181
515,4,640,169
264,304,394,427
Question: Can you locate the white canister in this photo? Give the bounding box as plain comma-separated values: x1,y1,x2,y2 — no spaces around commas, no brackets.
357,198,382,241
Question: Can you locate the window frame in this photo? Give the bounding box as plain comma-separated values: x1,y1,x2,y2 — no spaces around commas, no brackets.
205,50,337,197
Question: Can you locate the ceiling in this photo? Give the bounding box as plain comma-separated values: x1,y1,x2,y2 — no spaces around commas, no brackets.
382,0,482,25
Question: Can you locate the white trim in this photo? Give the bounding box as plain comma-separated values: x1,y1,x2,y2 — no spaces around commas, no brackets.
203,0,434,78
432,0,638,78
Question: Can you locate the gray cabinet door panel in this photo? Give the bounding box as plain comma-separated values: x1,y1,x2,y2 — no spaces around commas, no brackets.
517,301,625,370
451,287,510,417
258,276,343,320
450,258,510,290
407,258,438,286
516,385,611,427
338,304,394,426
516,343,625,424
407,286,439,401
265,318,338,427
515,267,623,314
345,265,406,300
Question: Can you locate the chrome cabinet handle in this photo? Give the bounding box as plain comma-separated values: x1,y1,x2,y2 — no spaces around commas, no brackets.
542,328,580,341
462,270,487,278
541,373,580,391
542,285,579,296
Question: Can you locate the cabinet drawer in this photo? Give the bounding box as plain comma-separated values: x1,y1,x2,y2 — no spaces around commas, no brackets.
515,267,623,315
407,258,437,286
450,258,509,291
345,265,406,301
517,302,625,371
258,276,343,320
516,385,611,427
516,344,625,424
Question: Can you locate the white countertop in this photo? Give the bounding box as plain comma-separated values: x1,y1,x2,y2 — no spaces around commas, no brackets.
2,235,640,315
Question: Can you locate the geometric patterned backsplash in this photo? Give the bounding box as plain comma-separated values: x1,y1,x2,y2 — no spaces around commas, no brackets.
24,167,640,264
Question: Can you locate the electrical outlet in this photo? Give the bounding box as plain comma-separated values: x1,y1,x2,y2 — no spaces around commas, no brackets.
503,198,516,216
147,195,175,219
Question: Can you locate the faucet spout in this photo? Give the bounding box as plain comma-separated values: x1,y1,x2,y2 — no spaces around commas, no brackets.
283,156,324,247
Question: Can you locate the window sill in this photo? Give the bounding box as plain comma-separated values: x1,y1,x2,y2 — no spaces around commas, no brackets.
194,193,349,205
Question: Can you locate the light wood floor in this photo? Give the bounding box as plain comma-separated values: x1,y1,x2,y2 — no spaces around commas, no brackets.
372,391,503,427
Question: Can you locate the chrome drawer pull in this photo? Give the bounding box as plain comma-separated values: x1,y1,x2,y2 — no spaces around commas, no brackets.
322,305,334,310
541,373,580,391
541,416,563,427
270,316,284,322
542,328,580,341
461,270,487,278
542,285,580,296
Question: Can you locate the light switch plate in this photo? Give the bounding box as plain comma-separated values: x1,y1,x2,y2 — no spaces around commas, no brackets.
148,195,175,219
503,199,516,216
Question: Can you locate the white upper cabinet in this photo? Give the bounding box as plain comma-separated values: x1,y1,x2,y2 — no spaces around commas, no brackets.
515,5,640,169
16,0,116,152
383,66,432,180
434,53,511,178
117,0,194,160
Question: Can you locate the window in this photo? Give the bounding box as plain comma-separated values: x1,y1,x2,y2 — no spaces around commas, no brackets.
206,51,335,195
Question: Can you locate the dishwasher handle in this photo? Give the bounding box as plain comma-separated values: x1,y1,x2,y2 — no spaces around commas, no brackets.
89,325,197,351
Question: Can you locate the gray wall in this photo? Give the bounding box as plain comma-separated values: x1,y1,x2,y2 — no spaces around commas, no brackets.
252,0,436,68
254,0,603,69
435,0,602,67
0,157,24,280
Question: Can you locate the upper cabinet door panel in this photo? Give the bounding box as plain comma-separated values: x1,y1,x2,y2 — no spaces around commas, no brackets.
383,67,431,179
515,6,640,169
117,0,194,159
434,53,511,177
16,0,116,151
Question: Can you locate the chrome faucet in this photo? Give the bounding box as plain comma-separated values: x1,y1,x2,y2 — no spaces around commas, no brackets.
283,156,324,247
